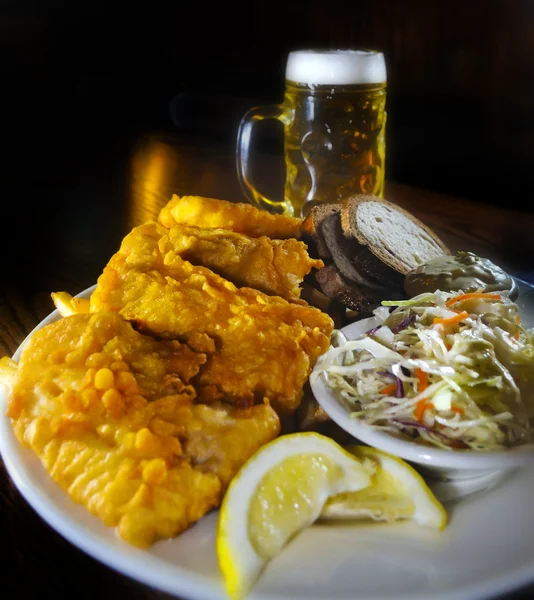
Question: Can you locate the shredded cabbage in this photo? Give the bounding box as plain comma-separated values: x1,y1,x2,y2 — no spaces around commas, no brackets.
320,290,534,451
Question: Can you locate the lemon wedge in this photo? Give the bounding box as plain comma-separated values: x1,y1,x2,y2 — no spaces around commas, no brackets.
216,432,373,600
321,445,447,530
51,292,90,317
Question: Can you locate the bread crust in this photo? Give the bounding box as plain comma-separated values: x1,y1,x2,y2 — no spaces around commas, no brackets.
301,203,342,259
340,194,450,275
304,196,448,314
319,212,402,292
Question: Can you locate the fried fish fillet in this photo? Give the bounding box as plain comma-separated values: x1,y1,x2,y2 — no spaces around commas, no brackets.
184,401,281,488
161,224,322,300
90,222,333,414
158,195,302,239
3,312,280,547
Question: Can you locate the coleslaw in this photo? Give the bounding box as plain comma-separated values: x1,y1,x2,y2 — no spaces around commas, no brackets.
319,290,534,451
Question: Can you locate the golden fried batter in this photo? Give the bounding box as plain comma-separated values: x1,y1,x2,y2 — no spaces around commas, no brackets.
3,193,336,549
6,312,218,547
3,312,277,548
184,402,280,488
158,195,302,239
90,223,333,414
163,224,322,301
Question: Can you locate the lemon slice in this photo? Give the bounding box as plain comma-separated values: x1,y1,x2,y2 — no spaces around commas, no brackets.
321,445,447,530
217,432,373,600
51,292,90,317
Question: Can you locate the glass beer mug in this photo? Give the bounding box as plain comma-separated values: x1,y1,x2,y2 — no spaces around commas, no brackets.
237,49,387,217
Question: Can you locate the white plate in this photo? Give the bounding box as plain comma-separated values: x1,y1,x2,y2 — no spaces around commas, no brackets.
2,283,534,600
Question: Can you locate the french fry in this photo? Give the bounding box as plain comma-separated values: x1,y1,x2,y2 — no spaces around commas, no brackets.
51,292,90,317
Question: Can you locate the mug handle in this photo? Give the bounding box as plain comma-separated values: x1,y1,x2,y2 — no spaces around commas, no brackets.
236,105,293,215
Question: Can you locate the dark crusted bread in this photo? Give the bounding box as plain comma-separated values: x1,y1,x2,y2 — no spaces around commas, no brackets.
341,195,450,275
318,212,404,293
303,196,444,314
301,203,341,259
315,265,383,314
299,282,346,329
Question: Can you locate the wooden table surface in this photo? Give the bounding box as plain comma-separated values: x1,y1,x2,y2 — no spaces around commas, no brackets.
1,129,533,599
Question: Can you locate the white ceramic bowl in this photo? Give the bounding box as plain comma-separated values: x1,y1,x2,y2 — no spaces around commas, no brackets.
310,313,534,483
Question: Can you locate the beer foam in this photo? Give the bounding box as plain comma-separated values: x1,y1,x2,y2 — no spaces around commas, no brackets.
286,50,386,86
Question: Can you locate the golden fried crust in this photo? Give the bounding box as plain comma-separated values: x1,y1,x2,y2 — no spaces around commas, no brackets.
90,223,334,414
163,224,322,300
183,401,281,489
0,356,17,388
158,195,302,240
7,312,221,547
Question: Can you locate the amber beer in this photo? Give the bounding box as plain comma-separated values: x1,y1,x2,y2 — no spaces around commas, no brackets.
237,50,387,217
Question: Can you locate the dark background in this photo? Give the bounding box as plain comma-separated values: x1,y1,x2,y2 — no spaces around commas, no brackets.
3,0,533,296
4,0,534,205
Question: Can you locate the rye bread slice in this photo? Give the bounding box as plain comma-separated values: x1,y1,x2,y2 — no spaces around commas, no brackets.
301,203,341,259
341,195,450,275
315,265,382,314
319,212,403,292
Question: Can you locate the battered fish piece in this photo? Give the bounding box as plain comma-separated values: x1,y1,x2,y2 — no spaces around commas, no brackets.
158,195,302,239
2,312,282,547
4,312,221,547
184,401,281,488
91,222,334,414
163,224,322,300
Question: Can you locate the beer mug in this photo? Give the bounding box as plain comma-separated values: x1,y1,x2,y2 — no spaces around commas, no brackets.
237,50,387,217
